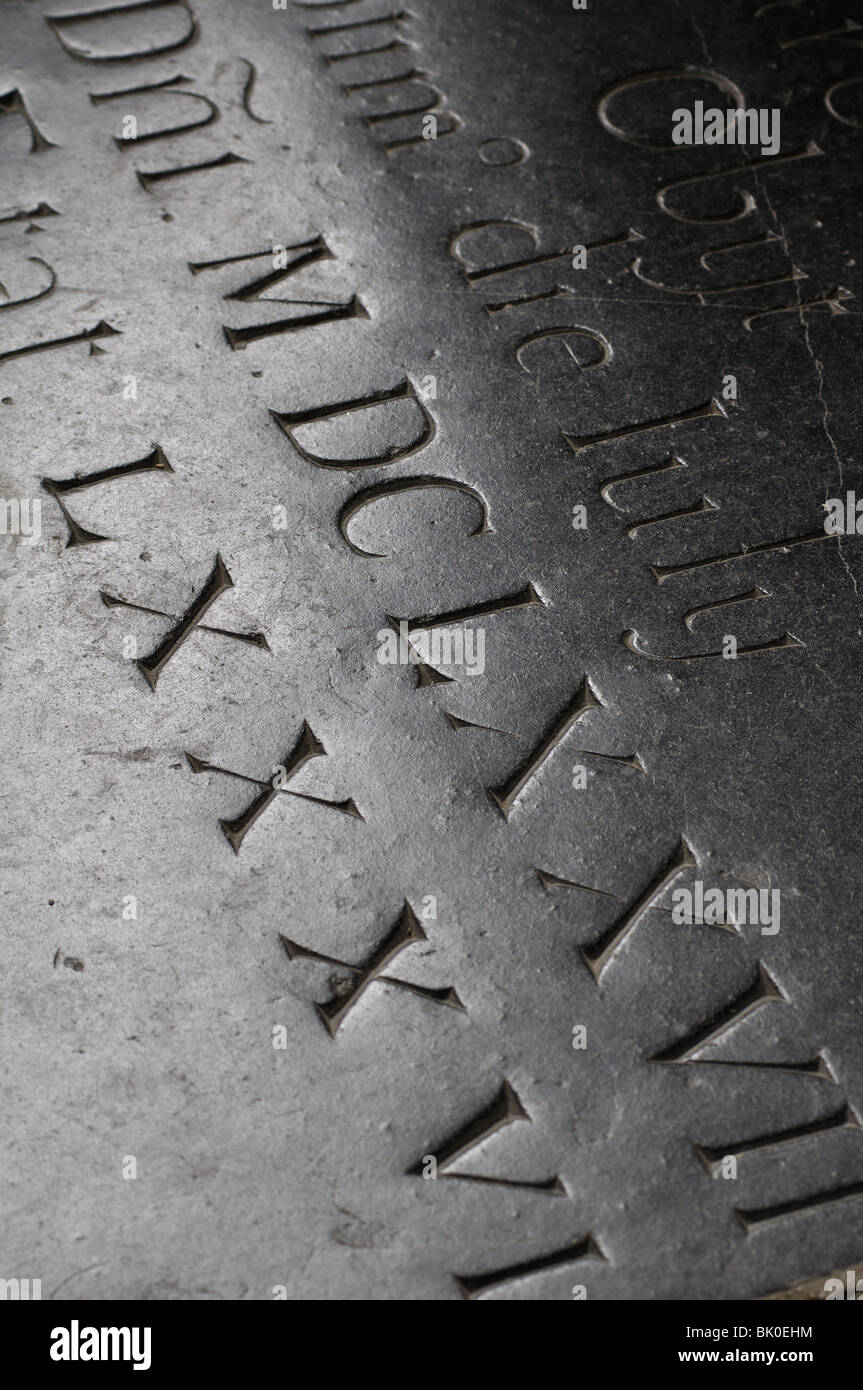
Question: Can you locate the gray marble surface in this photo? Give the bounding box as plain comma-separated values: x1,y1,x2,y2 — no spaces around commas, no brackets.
1,0,862,1300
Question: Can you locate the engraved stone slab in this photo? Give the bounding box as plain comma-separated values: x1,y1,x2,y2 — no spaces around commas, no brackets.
1,0,862,1302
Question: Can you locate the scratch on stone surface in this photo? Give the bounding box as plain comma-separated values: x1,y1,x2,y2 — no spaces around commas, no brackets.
681,0,715,68
757,175,859,600
47,1262,105,1300
557,293,854,314
803,327,858,598
81,746,155,762
808,633,841,689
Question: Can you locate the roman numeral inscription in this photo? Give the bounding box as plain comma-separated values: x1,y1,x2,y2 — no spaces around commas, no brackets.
693,1053,837,1082
488,677,603,819
188,237,368,349
227,298,365,343
535,867,619,901
451,726,643,774
130,553,247,691
453,1234,607,1301
695,1103,860,1177
186,721,362,853
581,837,697,983
0,201,59,232
444,713,511,735
100,591,269,649
41,444,173,547
190,237,331,289
0,88,56,154
387,581,545,687
272,378,436,470
651,963,788,1064
338,475,492,558
410,1078,565,1195
0,320,121,366
280,901,464,1036
736,1179,863,1235
102,560,264,701
575,748,645,772
535,865,679,913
